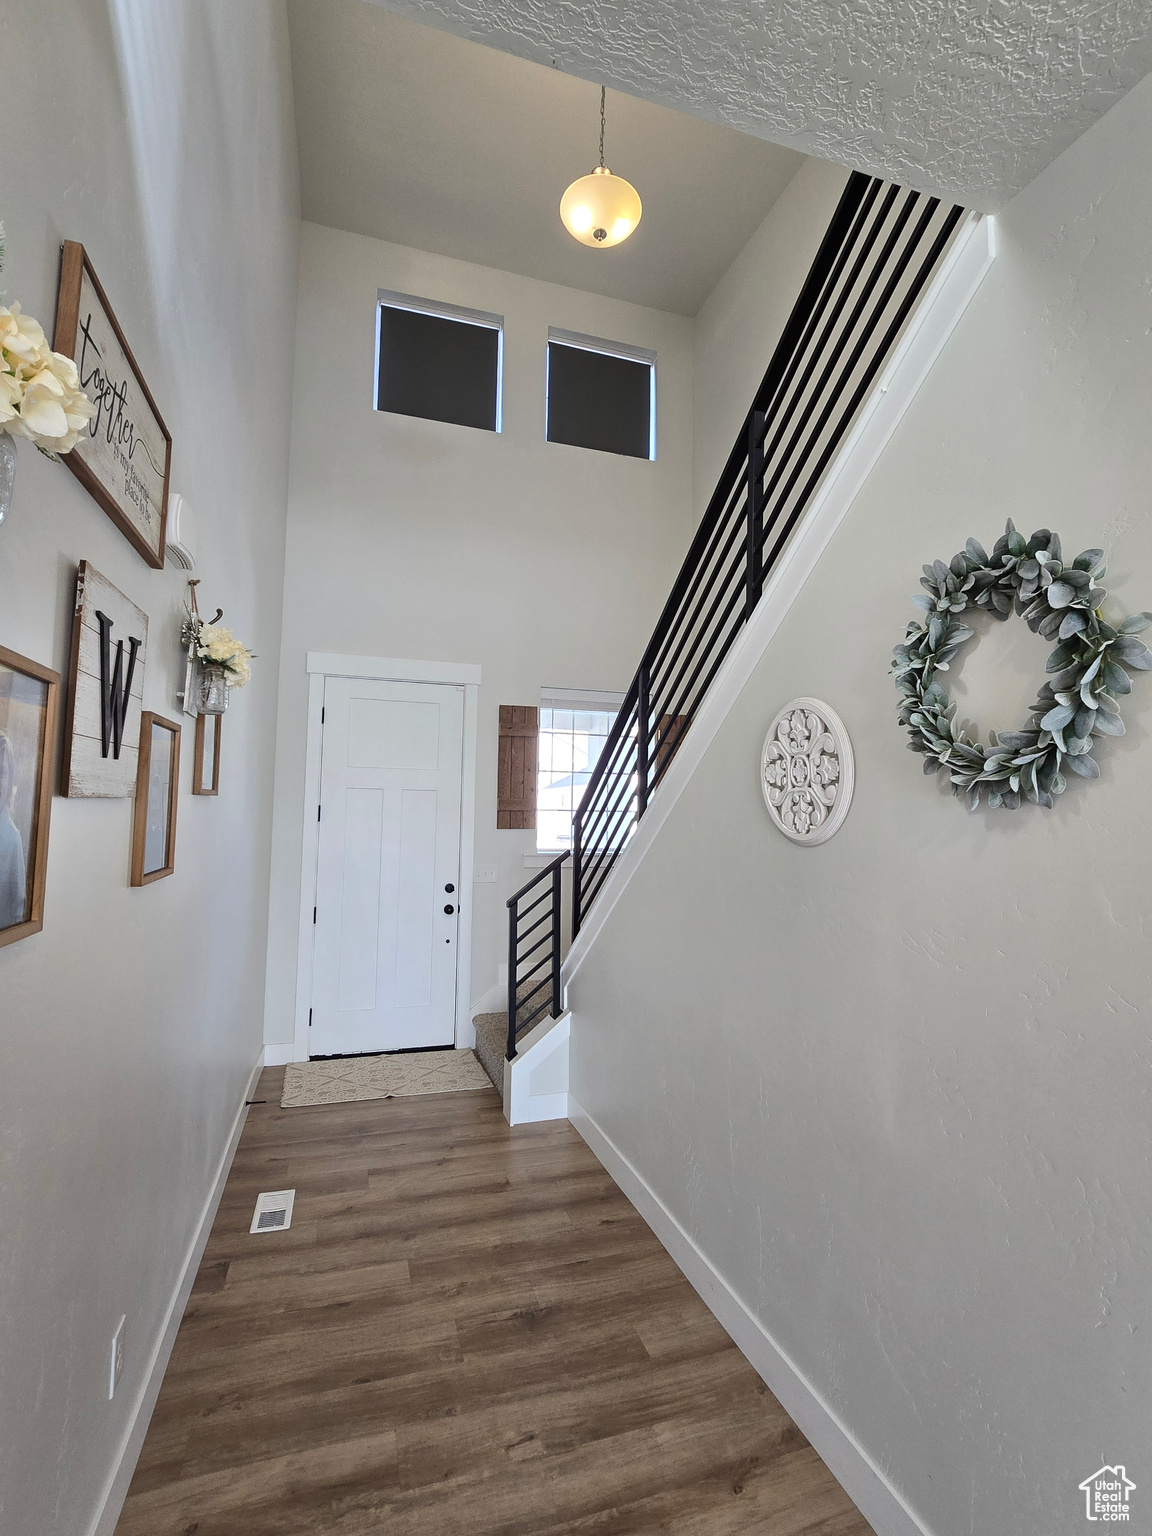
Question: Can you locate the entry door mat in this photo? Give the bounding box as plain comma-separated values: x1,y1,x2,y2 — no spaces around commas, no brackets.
281,1049,493,1108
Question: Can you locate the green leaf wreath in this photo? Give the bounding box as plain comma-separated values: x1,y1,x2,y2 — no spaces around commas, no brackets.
892,521,1151,810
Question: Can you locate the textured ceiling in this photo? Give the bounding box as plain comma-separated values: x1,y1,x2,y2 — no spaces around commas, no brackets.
287,0,805,314
360,0,1152,210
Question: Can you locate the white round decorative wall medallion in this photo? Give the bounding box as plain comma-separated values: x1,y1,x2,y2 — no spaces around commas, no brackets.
761,698,854,846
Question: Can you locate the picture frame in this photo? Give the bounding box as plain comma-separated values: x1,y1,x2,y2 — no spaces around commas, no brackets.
62,561,148,798
131,713,180,886
192,710,221,796
52,241,172,568
0,645,61,948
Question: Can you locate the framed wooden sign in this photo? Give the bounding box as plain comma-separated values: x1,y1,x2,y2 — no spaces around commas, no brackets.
0,646,60,948
193,710,221,796
62,561,148,798
53,241,172,567
131,713,180,886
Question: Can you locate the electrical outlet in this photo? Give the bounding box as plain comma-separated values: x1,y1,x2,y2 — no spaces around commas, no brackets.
109,1316,125,1401
472,865,497,883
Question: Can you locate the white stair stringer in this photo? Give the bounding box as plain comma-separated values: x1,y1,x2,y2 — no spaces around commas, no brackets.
562,210,996,994
503,1010,571,1125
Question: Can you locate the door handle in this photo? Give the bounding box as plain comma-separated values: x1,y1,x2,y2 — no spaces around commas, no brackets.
444,904,455,915
445,882,455,893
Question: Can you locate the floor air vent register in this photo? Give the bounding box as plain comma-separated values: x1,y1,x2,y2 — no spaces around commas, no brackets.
249,1189,295,1233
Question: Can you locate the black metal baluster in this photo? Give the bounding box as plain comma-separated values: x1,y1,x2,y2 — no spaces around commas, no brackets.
551,860,563,1017
571,812,583,938
636,663,650,817
745,410,765,618
505,852,571,1056
506,893,518,1061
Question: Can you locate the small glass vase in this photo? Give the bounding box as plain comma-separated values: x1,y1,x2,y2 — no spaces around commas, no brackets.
194,662,230,715
0,434,16,527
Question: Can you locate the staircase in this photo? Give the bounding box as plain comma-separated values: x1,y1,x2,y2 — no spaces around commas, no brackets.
572,172,969,933
476,852,571,1123
489,170,987,1125
472,977,558,1091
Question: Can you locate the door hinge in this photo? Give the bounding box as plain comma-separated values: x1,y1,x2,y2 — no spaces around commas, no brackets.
321,706,325,724
313,906,317,924
317,804,322,822
308,1008,312,1027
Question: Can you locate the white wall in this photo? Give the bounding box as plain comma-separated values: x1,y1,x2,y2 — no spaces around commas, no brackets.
0,4,298,1533
568,69,1152,1536
263,222,694,1045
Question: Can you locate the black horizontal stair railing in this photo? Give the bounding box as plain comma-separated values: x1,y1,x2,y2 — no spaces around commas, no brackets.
505,851,569,1061
571,171,967,936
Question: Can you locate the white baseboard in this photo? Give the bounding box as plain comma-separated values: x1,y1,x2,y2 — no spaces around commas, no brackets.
568,1095,935,1536
86,1048,265,1536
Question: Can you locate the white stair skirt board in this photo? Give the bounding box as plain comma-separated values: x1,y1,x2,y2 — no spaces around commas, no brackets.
87,1049,265,1536
568,1095,935,1536
503,1011,570,1125
563,212,996,990
470,978,507,1019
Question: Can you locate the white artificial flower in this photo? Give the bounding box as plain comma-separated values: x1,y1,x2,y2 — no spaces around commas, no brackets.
227,652,252,688
0,301,95,452
13,379,69,441
197,623,240,661
0,370,20,426
44,347,82,393
196,623,253,687
0,302,47,366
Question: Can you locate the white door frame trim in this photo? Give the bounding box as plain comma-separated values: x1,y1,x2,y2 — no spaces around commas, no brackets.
285,652,481,1064
306,651,482,687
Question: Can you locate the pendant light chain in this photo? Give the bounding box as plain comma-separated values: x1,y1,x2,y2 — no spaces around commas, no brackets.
558,82,641,248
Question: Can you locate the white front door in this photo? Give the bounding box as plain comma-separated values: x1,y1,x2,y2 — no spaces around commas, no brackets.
311,678,464,1056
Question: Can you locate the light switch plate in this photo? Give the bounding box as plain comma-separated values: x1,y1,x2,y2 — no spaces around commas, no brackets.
473,865,497,883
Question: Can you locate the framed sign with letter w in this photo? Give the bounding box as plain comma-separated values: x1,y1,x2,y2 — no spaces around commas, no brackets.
62,562,149,798
53,241,172,568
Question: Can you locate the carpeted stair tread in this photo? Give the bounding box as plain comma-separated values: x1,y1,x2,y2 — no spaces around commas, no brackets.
472,979,561,1092
472,1013,506,1092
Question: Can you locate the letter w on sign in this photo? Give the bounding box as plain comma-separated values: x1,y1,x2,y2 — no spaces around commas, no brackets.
95,610,141,759
62,561,150,798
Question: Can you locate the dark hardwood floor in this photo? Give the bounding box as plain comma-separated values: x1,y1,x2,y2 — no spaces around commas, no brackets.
115,1067,874,1535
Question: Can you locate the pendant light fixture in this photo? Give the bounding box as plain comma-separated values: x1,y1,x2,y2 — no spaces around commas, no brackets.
560,87,642,249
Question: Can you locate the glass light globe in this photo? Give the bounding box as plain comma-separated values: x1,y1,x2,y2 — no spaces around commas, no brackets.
560,166,642,249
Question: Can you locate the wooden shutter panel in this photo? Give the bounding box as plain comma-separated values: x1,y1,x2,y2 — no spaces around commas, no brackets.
497,706,538,829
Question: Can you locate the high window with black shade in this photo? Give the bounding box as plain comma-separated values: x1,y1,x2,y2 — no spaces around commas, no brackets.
375,291,502,432
546,330,655,460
